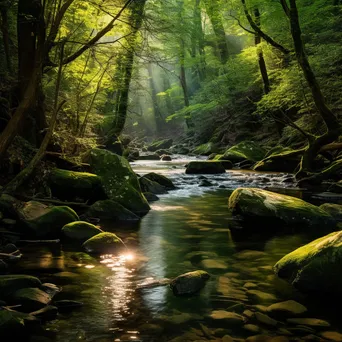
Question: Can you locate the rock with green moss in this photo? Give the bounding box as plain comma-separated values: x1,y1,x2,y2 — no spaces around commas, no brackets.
147,139,173,152
83,232,125,254
49,169,106,202
85,200,139,221
139,177,166,194
0,275,41,299
143,172,175,189
221,141,266,163
23,204,79,238
62,221,102,242
319,203,342,221
12,287,51,312
253,148,303,172
185,161,226,174
170,270,210,296
228,188,335,229
274,230,342,295
193,142,219,156
0,309,27,337
88,149,150,215
214,155,233,169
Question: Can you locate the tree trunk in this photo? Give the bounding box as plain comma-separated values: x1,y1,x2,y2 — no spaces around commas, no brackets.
0,6,12,73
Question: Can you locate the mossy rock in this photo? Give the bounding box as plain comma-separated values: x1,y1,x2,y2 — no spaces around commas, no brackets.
143,172,175,189
12,288,51,312
222,141,266,163
274,231,342,295
319,203,342,221
143,192,159,202
228,188,335,230
139,177,166,194
147,139,173,152
170,270,210,296
83,232,125,254
253,148,303,173
0,309,27,337
85,200,139,221
49,169,106,202
0,275,41,299
88,149,150,215
25,206,79,238
62,221,102,242
185,161,226,174
193,142,219,156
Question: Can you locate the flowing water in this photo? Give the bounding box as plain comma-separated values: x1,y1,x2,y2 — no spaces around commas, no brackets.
16,157,342,342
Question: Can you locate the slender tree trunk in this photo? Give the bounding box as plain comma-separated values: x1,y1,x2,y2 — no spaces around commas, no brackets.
0,7,12,73
254,8,270,94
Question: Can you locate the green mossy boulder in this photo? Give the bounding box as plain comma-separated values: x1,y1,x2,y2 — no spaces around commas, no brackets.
0,275,41,299
274,231,342,295
139,177,166,194
88,149,150,215
83,232,125,254
222,141,266,163
62,221,102,242
147,139,173,152
12,287,51,312
253,148,303,173
143,172,175,189
49,169,106,202
319,203,342,221
85,200,139,221
24,205,79,238
213,155,233,169
228,188,335,229
193,142,219,156
170,270,210,296
185,161,226,174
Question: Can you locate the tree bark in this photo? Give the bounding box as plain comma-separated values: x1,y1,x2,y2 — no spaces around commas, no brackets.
0,6,12,73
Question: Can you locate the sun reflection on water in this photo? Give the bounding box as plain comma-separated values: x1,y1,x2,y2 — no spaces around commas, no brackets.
100,253,136,321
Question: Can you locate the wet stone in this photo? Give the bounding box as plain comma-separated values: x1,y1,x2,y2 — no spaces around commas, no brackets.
267,300,307,317
244,282,258,289
234,250,267,260
252,305,269,313
247,290,277,303
254,312,278,327
200,259,228,269
320,331,342,341
287,318,330,328
213,328,232,337
222,335,234,342
244,324,260,333
209,310,245,326
243,310,254,319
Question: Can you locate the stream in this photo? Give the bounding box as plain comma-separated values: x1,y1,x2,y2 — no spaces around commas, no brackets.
16,156,342,341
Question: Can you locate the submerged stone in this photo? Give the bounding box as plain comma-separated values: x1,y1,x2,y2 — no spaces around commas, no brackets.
274,230,342,295
169,270,210,296
286,318,330,328
139,177,167,194
267,300,307,317
209,310,245,326
185,161,226,174
82,232,125,254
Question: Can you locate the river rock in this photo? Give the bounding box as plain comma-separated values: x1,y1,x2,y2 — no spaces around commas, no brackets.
247,289,277,303
143,172,175,189
274,230,342,295
267,300,307,317
185,161,226,174
85,200,139,221
147,139,173,152
83,232,125,254
319,203,342,221
62,221,102,242
193,142,219,156
87,149,150,215
143,192,159,202
228,188,335,229
48,169,106,202
200,259,228,269
320,331,342,341
41,283,61,298
170,270,210,296
21,202,79,238
0,308,27,337
12,287,51,312
30,305,58,321
254,312,278,326
287,318,330,328
209,310,245,326
221,141,266,163
0,275,41,299
160,154,172,161
244,324,260,333
139,177,167,194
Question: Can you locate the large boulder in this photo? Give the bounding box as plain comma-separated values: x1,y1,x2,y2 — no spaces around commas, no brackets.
147,139,173,152
0,275,41,299
139,177,167,194
228,188,335,229
185,161,226,174
49,169,106,202
170,270,210,296
274,231,342,295
192,142,219,156
221,141,266,163
85,200,139,221
83,232,125,254
253,148,303,173
88,149,150,215
61,221,102,242
20,202,79,238
143,172,175,189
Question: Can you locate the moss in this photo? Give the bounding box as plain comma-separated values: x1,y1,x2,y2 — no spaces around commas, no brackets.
62,221,102,242
0,275,41,299
192,142,219,156
170,270,210,296
49,169,105,202
26,206,79,238
222,141,266,163
319,203,342,221
228,188,335,229
143,172,175,189
85,200,139,221
83,232,125,254
274,231,342,294
147,139,173,152
89,149,150,215
185,161,226,174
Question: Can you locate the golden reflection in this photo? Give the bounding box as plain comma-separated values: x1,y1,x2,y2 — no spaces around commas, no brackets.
150,205,185,211
84,265,95,269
